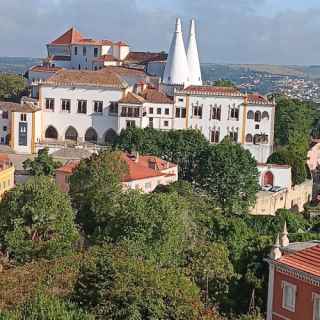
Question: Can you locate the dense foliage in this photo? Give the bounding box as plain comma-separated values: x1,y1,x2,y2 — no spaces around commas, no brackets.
23,148,62,176
0,73,27,101
0,176,79,263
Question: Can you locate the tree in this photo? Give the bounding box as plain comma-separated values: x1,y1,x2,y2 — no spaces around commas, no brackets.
73,245,204,320
196,138,259,215
115,128,209,181
0,74,27,102
0,293,93,320
213,79,235,87
0,176,79,263
23,148,62,176
274,96,315,146
69,150,128,235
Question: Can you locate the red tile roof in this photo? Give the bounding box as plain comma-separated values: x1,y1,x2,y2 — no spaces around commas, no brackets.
50,27,84,45
104,66,146,77
141,88,173,104
124,51,167,64
278,244,320,277
119,92,145,104
30,65,62,73
56,160,80,174
182,85,243,96
248,94,274,105
95,54,120,62
50,27,113,46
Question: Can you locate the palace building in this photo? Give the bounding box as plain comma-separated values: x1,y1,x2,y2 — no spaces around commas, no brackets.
0,18,275,163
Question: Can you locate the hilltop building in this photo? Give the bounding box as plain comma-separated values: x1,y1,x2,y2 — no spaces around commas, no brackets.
266,225,320,320
0,18,275,163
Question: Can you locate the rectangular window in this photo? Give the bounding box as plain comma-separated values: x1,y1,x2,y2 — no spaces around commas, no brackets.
181,108,186,118
83,46,87,56
157,108,161,115
314,293,320,320
282,281,296,312
211,130,220,143
165,108,170,115
3,126,7,132
20,114,27,122
126,120,135,128
230,107,239,120
74,47,78,55
212,105,221,120
61,99,71,112
134,107,140,118
77,100,87,114
149,117,153,128
178,98,184,102
109,102,118,115
164,120,169,127
149,107,153,114
175,107,186,118
45,98,55,111
18,122,27,146
230,130,238,143
94,101,103,113
2,111,8,119
193,105,202,118
94,47,98,57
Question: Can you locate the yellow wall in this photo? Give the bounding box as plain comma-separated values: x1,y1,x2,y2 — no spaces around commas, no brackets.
0,166,15,198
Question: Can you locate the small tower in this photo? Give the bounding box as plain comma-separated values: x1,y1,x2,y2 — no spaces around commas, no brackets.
270,234,282,260
163,18,190,86
186,19,202,86
280,221,290,248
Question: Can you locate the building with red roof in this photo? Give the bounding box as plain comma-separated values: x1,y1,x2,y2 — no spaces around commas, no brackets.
266,224,320,320
55,152,177,193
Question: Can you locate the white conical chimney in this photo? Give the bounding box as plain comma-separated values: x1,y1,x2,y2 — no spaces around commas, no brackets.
270,234,282,260
163,18,190,86
187,19,202,86
280,221,290,247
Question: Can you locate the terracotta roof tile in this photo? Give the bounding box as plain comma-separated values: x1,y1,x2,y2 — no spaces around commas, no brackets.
30,65,62,73
124,51,167,63
50,27,84,45
182,85,243,96
103,66,146,77
56,160,80,174
248,94,274,105
0,101,40,112
45,69,128,89
141,88,173,104
278,244,320,277
119,92,145,104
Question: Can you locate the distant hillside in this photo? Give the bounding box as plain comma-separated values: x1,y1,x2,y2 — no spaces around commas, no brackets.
0,57,41,74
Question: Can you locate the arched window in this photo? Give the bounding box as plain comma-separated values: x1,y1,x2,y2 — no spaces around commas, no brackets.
263,134,269,144
262,111,269,120
45,126,58,139
254,111,262,122
247,110,254,119
245,134,253,143
254,134,261,145
85,128,98,143
104,129,117,145
263,171,274,186
65,126,78,141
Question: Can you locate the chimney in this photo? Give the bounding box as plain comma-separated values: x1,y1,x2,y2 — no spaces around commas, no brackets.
186,18,202,85
270,234,282,260
135,81,147,95
280,221,289,248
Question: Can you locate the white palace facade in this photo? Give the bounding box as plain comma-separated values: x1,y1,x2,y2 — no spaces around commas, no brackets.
0,18,275,163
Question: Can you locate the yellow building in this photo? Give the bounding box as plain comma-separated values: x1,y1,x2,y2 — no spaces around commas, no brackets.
0,155,15,198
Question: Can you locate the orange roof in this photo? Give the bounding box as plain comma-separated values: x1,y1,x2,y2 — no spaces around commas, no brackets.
124,51,167,63
50,27,113,46
182,85,243,96
248,94,274,105
45,69,127,89
95,54,120,62
0,154,9,161
119,92,145,104
30,65,62,73
278,245,320,277
50,27,84,45
56,160,80,174
141,88,173,104
104,66,146,77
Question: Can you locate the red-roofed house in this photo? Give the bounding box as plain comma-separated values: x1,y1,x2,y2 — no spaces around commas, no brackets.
55,152,178,193
266,226,320,320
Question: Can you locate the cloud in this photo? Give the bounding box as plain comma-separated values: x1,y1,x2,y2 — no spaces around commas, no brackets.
0,0,319,65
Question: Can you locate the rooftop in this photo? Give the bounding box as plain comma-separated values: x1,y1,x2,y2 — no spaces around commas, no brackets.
277,244,320,278
30,65,62,73
124,51,167,64
181,85,244,97
247,94,274,105
0,101,41,113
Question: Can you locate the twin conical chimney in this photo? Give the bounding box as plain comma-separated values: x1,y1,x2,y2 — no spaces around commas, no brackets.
187,19,202,85
163,18,202,87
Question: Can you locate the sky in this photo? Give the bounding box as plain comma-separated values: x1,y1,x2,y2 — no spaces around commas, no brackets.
1,0,320,65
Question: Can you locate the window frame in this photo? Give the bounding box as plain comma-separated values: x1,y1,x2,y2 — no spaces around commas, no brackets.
45,98,55,111
282,281,297,313
94,100,103,114
77,100,87,114
61,99,71,113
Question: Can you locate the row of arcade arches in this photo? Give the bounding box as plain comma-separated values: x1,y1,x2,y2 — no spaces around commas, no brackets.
44,126,117,144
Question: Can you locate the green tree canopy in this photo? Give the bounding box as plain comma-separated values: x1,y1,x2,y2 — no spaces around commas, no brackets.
73,245,204,320
0,176,79,263
196,138,259,215
23,148,62,176
69,150,128,235
0,74,27,102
